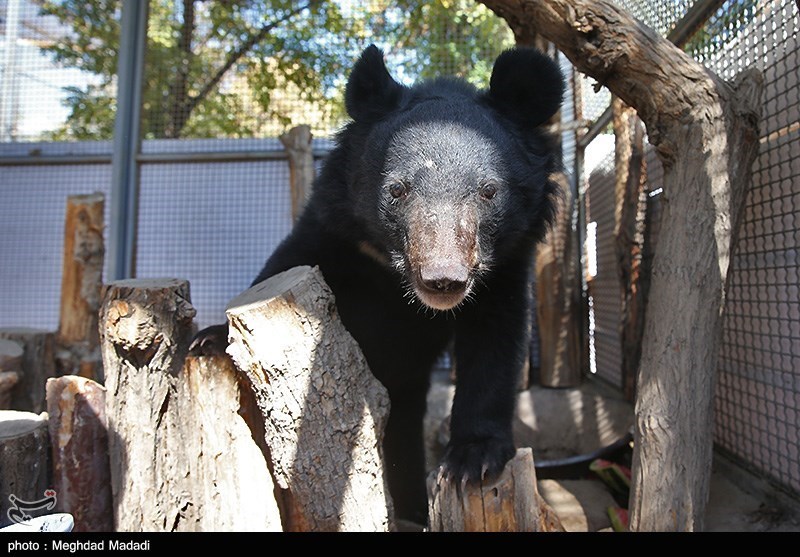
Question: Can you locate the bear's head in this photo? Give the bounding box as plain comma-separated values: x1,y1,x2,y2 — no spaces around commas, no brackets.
344,45,564,311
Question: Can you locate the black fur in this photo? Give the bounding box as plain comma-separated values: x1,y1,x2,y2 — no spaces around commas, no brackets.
190,45,563,524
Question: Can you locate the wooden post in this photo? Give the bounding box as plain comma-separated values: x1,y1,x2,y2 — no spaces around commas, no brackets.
45,376,112,532
279,125,315,223
182,354,283,531
612,99,650,401
428,448,563,532
0,340,23,410
478,0,763,530
0,411,51,527
0,329,56,413
100,278,196,532
535,172,584,387
225,266,394,532
56,193,105,381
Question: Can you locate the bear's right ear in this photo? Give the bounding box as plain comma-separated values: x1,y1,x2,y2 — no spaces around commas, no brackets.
345,45,405,122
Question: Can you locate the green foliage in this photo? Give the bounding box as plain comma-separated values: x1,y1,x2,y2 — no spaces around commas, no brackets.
39,0,513,139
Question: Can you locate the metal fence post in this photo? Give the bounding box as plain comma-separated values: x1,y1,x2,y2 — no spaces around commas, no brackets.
109,0,148,280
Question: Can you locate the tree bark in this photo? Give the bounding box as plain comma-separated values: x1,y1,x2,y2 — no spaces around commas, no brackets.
100,278,196,532
535,172,584,387
56,193,105,381
225,265,394,532
279,124,315,223
182,354,283,531
427,448,562,532
612,99,649,401
0,329,56,413
479,0,763,530
45,376,112,532
0,411,51,527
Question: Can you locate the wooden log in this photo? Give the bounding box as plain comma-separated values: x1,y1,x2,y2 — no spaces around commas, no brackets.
100,278,196,532
0,411,51,527
535,172,584,388
0,329,56,413
182,354,283,531
225,265,394,532
479,0,763,531
45,376,112,532
612,99,650,401
0,340,23,410
279,124,315,223
427,448,563,532
56,193,105,381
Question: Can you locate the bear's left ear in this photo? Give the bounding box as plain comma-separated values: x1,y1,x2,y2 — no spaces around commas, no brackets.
345,45,406,122
484,48,565,128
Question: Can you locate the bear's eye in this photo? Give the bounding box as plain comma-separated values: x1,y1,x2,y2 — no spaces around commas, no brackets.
479,182,498,200
388,182,409,199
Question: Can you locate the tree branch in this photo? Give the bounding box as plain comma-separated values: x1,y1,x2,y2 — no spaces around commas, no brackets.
185,1,319,119
165,0,196,138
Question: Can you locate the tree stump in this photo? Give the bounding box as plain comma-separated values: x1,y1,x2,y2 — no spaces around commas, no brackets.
279,124,315,223
428,448,563,532
0,340,23,410
45,376,112,532
100,278,196,532
56,193,105,381
0,411,51,527
182,354,283,531
0,329,56,413
225,265,394,532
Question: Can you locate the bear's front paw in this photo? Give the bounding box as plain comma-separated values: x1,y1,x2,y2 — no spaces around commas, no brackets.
188,323,229,357
441,436,515,484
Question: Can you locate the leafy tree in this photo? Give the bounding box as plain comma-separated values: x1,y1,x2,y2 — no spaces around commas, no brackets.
38,0,513,140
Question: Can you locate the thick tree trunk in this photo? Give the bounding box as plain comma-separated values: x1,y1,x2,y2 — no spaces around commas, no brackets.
479,0,763,530
45,376,112,532
56,193,105,381
279,124,315,223
225,265,394,532
427,448,562,532
0,329,56,413
100,279,196,532
0,411,51,527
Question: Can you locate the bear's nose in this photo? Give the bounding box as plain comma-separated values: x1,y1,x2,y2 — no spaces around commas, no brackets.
420,264,468,293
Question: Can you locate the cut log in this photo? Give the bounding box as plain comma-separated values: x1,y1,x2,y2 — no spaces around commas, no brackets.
100,278,196,532
279,125,315,223
225,265,394,532
427,448,563,532
45,376,112,532
182,354,283,531
0,329,56,413
56,193,105,381
0,411,51,527
0,340,23,410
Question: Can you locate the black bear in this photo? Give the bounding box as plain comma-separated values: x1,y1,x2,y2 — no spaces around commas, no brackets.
191,45,564,524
